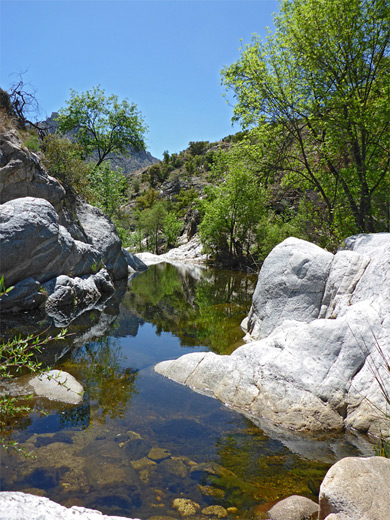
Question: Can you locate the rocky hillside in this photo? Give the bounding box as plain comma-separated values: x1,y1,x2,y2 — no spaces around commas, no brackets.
0,96,146,324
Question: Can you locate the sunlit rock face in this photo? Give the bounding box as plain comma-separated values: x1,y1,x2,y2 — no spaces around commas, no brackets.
156,233,390,436
0,128,146,316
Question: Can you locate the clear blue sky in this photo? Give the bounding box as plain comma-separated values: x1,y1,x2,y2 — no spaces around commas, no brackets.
0,0,277,159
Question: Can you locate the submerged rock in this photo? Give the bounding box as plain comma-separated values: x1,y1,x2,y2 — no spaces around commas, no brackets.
267,495,318,520
172,498,200,517
28,369,84,405
155,234,390,436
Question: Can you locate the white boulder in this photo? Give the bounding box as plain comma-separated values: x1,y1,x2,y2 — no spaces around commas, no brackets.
318,456,390,520
0,491,136,520
156,234,390,435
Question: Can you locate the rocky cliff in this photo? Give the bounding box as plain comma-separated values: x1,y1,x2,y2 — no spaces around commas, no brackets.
0,122,146,321
156,234,390,438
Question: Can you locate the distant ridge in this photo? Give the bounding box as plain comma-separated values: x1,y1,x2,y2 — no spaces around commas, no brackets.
38,112,159,175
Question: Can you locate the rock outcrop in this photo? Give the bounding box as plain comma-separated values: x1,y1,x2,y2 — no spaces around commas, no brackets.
156,234,390,436
0,127,146,317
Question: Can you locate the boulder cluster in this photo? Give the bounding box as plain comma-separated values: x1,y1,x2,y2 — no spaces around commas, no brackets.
0,128,145,322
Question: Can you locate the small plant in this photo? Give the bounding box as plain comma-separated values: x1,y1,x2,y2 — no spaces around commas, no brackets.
0,329,67,455
23,132,40,152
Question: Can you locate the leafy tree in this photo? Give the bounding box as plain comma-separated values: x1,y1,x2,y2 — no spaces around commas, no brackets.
199,146,266,260
89,163,129,218
56,85,148,166
189,141,209,156
222,0,390,234
162,212,182,249
138,202,168,253
135,188,159,210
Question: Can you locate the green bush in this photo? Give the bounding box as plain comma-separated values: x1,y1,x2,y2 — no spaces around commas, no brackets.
0,329,66,454
22,131,40,152
42,134,92,198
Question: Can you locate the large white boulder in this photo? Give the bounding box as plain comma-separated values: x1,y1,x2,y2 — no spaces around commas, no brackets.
318,456,390,520
0,492,136,520
156,234,390,436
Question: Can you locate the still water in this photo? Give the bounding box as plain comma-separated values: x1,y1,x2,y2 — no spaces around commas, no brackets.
0,263,368,519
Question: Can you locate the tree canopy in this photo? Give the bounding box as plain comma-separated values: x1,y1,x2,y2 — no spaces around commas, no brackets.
222,0,390,235
56,85,148,166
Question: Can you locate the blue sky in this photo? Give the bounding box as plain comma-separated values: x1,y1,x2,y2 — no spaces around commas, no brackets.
0,0,277,159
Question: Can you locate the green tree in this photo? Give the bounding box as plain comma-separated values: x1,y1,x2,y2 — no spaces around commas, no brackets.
42,134,92,198
138,202,168,253
222,0,390,234
162,212,182,249
56,85,148,166
89,163,129,218
199,147,266,260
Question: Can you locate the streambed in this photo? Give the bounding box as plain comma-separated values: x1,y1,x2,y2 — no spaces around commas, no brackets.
0,263,371,519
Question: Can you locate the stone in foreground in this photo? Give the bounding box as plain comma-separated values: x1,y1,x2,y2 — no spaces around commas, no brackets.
318,456,390,520
28,369,84,405
0,492,137,520
268,495,318,520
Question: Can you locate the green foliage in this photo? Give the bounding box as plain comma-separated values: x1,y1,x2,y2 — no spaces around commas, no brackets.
162,212,182,248
188,140,209,156
137,201,168,253
22,131,40,152
147,162,171,188
173,188,199,217
56,85,148,167
0,329,67,454
89,163,129,218
199,144,266,262
222,0,390,235
135,188,159,210
42,134,93,198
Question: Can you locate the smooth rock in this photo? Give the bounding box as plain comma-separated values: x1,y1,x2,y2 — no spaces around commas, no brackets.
28,369,84,405
0,197,101,288
318,456,390,520
0,128,147,317
155,234,390,436
268,495,318,520
0,491,135,520
245,237,333,340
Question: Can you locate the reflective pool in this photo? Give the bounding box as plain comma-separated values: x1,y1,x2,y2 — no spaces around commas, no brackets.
0,263,370,519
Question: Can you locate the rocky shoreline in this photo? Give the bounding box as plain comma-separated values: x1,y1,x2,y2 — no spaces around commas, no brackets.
155,234,390,439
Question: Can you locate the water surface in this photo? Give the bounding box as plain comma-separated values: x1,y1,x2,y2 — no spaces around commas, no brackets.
0,263,370,519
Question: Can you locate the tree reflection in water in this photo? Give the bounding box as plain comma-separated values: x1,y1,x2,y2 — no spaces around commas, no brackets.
124,263,257,354
62,336,138,424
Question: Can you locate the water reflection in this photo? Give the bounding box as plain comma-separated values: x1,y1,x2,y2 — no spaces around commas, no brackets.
0,263,372,519
124,263,257,353
61,336,139,424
